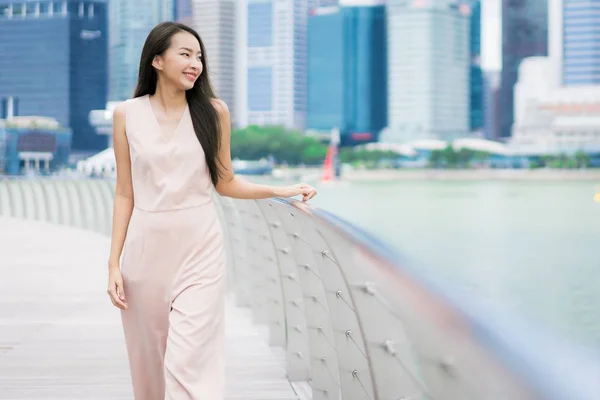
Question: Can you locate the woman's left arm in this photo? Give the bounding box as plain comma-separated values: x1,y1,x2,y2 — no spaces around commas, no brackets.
212,99,317,202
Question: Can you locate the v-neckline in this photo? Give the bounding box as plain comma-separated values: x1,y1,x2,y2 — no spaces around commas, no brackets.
146,94,189,144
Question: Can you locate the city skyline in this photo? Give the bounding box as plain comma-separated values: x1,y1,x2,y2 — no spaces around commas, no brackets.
0,0,504,148
481,0,501,71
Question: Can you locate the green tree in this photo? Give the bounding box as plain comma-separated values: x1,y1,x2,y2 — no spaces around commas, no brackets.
574,150,590,168
456,148,475,168
549,158,562,168
441,145,459,168
302,144,328,164
428,150,443,168
230,125,328,165
336,147,402,167
558,153,569,168
528,157,544,169
338,148,355,163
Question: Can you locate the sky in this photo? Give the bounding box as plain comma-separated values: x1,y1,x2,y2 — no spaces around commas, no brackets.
481,0,502,71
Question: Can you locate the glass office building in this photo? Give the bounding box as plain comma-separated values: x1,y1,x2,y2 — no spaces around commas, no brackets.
387,0,469,142
307,4,387,146
108,0,173,102
467,0,483,132
247,0,315,129
247,0,273,115
0,0,109,152
499,0,548,138
562,0,600,86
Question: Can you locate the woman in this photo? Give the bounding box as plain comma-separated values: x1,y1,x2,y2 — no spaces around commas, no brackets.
106,21,317,400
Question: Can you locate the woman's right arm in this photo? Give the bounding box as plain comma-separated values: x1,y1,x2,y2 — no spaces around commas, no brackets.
106,103,133,310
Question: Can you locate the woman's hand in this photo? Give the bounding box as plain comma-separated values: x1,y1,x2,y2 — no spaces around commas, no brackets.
107,266,128,310
276,183,318,202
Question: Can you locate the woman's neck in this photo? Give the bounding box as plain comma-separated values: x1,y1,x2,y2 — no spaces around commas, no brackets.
151,83,187,111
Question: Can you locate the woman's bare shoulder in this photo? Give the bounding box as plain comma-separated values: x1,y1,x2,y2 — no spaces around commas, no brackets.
211,98,229,117
113,96,143,125
113,101,127,121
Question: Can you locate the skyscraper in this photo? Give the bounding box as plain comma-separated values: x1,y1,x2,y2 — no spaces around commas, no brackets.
509,0,600,152
0,0,109,152
466,0,484,133
386,0,470,142
550,0,600,86
498,0,548,138
247,0,315,129
191,0,237,125
307,2,387,146
483,70,501,140
174,0,193,25
109,0,173,101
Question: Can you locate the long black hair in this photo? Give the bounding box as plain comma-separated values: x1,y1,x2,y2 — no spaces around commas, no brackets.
134,21,224,187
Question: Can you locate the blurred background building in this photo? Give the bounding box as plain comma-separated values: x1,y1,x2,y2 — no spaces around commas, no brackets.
0,0,108,155
191,0,238,125
385,0,470,143
0,116,72,175
498,0,548,140
466,0,484,134
553,0,600,87
246,0,319,130
109,0,173,103
1,0,600,175
510,0,600,157
306,1,387,146
173,0,192,25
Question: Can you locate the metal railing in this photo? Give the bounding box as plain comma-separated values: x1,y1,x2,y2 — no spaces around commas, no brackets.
2,177,600,400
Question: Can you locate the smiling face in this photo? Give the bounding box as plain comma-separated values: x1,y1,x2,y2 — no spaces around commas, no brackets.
152,30,204,91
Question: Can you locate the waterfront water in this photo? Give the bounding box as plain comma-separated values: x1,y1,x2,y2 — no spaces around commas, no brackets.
254,176,600,350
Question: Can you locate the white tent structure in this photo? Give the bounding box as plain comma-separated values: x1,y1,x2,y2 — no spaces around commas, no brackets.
360,142,417,157
452,138,512,156
76,147,116,177
406,139,448,151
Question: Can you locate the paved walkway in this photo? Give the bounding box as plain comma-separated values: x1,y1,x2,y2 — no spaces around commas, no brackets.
0,217,301,400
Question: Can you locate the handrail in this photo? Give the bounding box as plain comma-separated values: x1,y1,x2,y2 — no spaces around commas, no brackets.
219,196,600,400
306,200,600,400
1,178,599,399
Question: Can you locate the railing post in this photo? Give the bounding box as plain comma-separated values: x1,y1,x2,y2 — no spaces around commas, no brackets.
315,221,426,400
242,199,286,347
257,199,311,382
218,197,253,306
235,199,270,324
261,200,341,400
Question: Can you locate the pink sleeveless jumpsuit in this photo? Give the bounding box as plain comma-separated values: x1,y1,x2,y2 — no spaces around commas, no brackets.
120,94,226,399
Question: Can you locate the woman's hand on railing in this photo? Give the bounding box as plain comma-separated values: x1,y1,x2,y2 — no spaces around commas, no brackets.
275,183,318,202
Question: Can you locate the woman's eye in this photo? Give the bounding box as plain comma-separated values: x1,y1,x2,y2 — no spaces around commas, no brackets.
182,53,189,57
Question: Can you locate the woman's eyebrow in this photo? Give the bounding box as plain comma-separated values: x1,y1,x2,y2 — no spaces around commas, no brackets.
179,46,202,54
